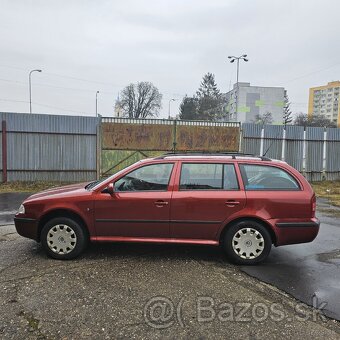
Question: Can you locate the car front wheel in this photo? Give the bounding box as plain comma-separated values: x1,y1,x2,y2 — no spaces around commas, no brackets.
41,217,88,260
223,220,272,265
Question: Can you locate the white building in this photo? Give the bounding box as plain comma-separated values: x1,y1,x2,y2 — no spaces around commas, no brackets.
225,82,285,124
114,95,123,117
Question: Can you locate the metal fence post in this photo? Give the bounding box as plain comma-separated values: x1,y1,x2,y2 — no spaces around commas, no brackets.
281,127,286,161
173,120,177,153
2,120,7,183
302,129,307,175
96,116,102,179
238,124,243,152
323,129,327,179
259,126,265,156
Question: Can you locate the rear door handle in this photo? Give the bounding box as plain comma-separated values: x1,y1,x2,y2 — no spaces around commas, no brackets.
225,200,240,206
154,200,169,207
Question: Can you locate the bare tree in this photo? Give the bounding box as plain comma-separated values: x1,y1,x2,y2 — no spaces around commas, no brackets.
253,112,273,125
120,82,162,118
294,113,336,128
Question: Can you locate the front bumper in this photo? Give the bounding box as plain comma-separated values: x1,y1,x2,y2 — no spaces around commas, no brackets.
14,217,39,241
273,218,320,246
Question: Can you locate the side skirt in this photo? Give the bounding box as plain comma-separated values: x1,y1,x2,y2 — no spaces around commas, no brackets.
90,236,219,246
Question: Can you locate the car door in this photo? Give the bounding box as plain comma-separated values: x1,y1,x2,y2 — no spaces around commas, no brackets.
170,162,246,241
94,162,175,239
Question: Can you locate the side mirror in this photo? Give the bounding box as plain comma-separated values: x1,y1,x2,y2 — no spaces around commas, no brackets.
108,182,115,196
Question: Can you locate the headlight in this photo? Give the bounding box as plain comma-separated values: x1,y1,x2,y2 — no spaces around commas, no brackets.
18,204,25,214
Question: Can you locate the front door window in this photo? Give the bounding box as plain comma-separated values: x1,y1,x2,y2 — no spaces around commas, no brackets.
115,163,174,191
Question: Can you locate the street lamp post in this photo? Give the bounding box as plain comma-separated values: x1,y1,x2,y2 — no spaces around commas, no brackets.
228,55,248,121
29,69,42,114
96,91,99,117
168,98,176,120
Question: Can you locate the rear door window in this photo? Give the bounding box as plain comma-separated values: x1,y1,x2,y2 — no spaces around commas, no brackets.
239,164,300,190
180,163,239,190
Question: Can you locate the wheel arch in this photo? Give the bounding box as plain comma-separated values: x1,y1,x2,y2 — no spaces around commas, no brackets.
218,217,277,246
37,208,89,242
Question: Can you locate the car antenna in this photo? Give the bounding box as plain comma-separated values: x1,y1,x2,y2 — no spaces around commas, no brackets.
263,126,284,157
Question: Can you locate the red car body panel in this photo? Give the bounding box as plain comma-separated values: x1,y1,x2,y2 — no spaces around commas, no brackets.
14,157,320,248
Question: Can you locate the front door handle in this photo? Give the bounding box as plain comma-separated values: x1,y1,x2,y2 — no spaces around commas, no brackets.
154,200,169,207
225,200,240,207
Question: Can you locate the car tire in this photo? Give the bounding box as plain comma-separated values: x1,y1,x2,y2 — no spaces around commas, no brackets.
41,217,88,260
223,220,272,265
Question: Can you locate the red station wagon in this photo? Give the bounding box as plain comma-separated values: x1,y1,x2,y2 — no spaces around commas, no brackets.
14,153,320,264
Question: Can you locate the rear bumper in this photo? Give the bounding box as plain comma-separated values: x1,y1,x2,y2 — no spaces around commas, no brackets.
14,217,39,241
273,218,320,246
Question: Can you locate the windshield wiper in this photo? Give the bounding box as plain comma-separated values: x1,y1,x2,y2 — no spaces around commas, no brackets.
85,181,98,190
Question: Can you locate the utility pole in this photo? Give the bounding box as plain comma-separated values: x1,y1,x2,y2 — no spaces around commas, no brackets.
168,98,176,119
228,55,248,121
96,91,99,117
29,69,42,114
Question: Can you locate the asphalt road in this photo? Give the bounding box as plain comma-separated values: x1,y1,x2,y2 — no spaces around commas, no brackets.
241,199,340,321
0,193,30,225
0,193,339,339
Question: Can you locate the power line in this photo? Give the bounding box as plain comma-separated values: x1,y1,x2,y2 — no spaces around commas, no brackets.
0,98,94,115
0,65,123,87
0,64,187,97
43,71,122,88
34,102,94,115
0,76,186,99
0,64,27,71
0,98,28,104
285,61,340,83
0,77,115,95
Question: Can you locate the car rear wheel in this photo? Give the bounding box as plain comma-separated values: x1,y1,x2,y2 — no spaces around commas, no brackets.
223,220,272,265
41,217,88,260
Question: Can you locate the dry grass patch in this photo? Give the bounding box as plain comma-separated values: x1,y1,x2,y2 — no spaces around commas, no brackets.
0,181,76,193
311,181,340,207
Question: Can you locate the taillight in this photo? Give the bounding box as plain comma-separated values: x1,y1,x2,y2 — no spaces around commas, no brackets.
312,195,316,217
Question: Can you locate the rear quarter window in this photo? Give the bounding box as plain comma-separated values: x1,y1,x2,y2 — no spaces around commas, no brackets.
239,164,300,191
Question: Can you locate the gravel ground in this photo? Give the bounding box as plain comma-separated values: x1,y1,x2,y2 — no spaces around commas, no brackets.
0,225,339,340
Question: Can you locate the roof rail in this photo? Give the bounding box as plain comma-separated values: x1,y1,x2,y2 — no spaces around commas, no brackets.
155,152,272,161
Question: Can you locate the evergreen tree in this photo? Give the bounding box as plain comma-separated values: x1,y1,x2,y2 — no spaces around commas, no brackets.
196,73,221,99
179,96,198,120
196,73,223,121
283,91,293,125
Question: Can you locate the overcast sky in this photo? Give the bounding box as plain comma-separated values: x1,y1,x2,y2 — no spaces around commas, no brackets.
0,0,339,118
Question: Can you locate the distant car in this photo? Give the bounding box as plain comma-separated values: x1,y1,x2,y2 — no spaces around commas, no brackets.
14,153,320,264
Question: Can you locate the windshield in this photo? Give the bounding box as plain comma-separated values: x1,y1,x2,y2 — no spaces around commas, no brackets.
87,161,143,191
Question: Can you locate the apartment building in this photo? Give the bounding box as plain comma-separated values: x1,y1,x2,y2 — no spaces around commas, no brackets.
308,81,340,127
225,82,285,124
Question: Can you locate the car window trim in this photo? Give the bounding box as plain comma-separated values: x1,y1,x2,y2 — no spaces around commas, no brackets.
179,162,240,191
114,162,175,193
239,163,302,191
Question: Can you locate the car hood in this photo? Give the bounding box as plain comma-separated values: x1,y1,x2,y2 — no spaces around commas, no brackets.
25,182,89,201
